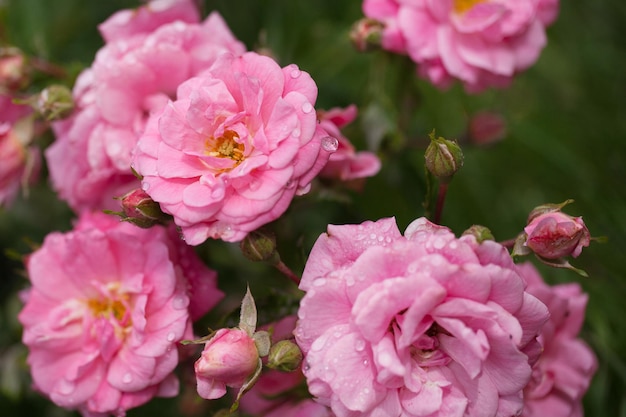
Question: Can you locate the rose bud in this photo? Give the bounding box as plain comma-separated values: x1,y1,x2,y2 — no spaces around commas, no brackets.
524,211,591,259
35,85,74,121
266,340,303,372
467,111,507,146
115,188,171,228
424,131,464,183
0,47,29,91
195,328,260,400
350,18,384,52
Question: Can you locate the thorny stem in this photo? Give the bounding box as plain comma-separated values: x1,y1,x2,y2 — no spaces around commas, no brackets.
274,260,301,285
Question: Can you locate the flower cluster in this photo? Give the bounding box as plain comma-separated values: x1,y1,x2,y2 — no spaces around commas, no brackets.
362,0,559,92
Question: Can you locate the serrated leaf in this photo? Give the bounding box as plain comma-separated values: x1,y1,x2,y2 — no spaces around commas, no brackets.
238,285,257,336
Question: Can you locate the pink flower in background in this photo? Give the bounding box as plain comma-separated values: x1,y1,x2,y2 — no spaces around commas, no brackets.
524,211,591,259
132,51,336,244
47,1,245,212
0,93,38,207
295,217,549,417
517,263,597,417
317,105,381,183
362,0,559,92
195,328,259,400
18,211,223,417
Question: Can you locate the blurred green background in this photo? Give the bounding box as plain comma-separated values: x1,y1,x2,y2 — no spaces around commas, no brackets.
1,0,625,416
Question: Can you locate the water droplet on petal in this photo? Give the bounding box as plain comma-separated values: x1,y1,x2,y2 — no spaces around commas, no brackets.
312,278,327,287
141,182,150,191
321,136,339,152
311,337,326,352
123,373,133,384
248,180,261,191
355,339,366,352
167,331,176,342
172,295,189,310
290,68,301,78
363,359,369,367
285,179,296,189
301,102,313,114
58,379,75,395
292,128,301,138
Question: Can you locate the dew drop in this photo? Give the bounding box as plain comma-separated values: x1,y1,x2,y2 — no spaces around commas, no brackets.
449,241,458,249
312,278,327,287
172,295,189,310
355,339,366,352
141,182,150,191
363,359,369,367
292,128,301,138
301,102,313,114
321,136,339,152
166,331,176,342
377,236,384,242
369,233,377,240
311,338,325,352
433,237,446,250
58,379,75,395
290,68,302,78
123,373,133,384
248,180,262,191
285,179,296,189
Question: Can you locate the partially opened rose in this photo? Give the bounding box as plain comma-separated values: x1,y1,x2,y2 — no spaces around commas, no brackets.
47,0,245,212
295,217,550,417
18,212,223,416
132,51,336,244
362,0,559,92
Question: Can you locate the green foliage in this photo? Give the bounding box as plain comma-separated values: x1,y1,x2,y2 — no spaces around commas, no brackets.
1,0,626,416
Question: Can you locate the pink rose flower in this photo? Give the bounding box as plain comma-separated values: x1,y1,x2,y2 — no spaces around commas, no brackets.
517,263,597,417
362,0,559,92
195,328,259,400
318,105,381,182
0,93,38,207
132,51,337,244
295,217,550,417
18,211,223,417
524,211,591,259
47,2,245,212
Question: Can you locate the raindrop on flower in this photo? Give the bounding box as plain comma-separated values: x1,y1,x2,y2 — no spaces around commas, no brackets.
301,102,313,114
285,179,296,189
122,373,133,384
311,337,326,352
290,68,301,78
166,331,176,342
312,278,327,287
355,339,366,352
292,128,301,138
141,182,150,191
321,136,339,152
58,379,76,395
172,295,189,310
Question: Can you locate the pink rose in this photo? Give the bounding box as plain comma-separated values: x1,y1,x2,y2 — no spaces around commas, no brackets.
517,263,597,417
524,211,591,259
318,105,381,183
295,217,550,417
47,2,245,212
195,328,259,400
18,211,223,416
0,93,38,207
363,0,558,92
132,51,337,244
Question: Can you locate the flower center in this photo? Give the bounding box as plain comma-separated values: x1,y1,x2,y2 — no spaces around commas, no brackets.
86,284,132,329
453,0,486,13
206,130,245,163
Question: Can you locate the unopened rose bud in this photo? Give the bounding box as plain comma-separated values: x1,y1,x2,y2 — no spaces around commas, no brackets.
424,131,464,183
35,85,74,121
468,111,507,146
524,211,591,259
240,228,280,265
195,328,260,400
350,18,384,52
462,225,495,243
109,188,170,228
0,47,29,91
266,340,303,372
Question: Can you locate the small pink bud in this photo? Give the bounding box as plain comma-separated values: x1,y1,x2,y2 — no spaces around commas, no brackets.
467,111,507,146
350,18,385,52
114,188,170,228
524,211,591,259
195,328,260,400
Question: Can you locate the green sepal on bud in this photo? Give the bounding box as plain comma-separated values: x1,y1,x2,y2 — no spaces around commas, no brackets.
526,199,574,223
266,340,303,372
424,130,464,183
105,188,171,228
462,225,495,243
239,228,280,265
34,85,74,121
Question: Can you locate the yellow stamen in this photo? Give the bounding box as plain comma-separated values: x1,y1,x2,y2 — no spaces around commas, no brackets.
206,130,245,162
453,0,486,14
